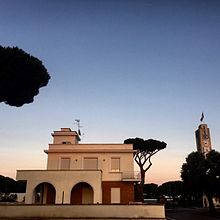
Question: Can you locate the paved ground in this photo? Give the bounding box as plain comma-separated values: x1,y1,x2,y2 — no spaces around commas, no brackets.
166,207,220,220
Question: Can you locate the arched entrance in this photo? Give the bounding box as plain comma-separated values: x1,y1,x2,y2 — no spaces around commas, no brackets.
71,182,94,204
33,182,56,204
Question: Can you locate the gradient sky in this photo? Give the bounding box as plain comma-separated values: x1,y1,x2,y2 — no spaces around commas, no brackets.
1,0,220,185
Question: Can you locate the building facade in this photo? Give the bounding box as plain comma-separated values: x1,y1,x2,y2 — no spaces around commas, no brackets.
17,128,140,204
195,124,212,156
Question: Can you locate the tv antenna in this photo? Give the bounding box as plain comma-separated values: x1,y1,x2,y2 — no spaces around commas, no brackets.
74,119,82,136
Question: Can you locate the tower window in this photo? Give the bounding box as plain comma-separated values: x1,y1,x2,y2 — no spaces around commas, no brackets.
62,141,71,144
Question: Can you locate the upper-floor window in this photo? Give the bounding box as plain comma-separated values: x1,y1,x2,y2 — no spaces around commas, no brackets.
83,158,98,170
60,157,71,170
111,158,120,172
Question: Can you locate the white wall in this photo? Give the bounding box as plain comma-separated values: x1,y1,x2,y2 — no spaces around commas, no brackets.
17,170,102,204
46,144,135,181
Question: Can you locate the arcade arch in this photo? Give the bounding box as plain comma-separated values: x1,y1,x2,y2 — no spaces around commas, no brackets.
33,182,56,204
71,182,94,204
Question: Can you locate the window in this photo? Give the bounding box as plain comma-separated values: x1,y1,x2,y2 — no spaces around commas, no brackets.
60,157,70,170
111,158,120,172
62,141,71,144
83,158,98,170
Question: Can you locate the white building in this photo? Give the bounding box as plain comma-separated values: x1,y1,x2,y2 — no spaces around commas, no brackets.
17,128,140,204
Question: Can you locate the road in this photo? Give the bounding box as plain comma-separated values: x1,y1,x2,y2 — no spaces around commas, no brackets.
166,207,220,220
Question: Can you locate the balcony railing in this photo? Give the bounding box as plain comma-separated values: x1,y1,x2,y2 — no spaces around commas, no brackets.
121,171,141,181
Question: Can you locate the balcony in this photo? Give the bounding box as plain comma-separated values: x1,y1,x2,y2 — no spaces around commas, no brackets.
121,171,141,182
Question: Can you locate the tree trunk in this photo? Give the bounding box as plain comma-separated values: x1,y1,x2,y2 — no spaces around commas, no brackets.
139,167,145,202
206,193,215,214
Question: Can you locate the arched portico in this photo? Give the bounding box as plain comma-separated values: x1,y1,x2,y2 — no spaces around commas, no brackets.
33,182,56,204
17,170,102,204
71,182,94,204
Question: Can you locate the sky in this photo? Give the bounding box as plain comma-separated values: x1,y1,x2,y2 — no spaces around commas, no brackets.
0,0,220,185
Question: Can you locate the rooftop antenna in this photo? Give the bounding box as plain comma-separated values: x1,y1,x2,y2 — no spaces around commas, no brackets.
75,119,82,136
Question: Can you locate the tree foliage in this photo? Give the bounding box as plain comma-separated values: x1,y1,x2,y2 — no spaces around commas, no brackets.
181,150,220,212
0,46,50,107
124,137,166,201
206,151,220,201
143,183,158,199
158,181,183,198
124,138,166,183
181,152,206,197
0,175,26,194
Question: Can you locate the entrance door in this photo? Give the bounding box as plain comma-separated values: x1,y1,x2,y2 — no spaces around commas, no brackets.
111,187,120,203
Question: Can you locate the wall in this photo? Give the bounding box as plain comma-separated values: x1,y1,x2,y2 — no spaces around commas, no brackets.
0,204,166,219
16,170,102,204
46,146,135,182
102,181,134,204
52,129,79,144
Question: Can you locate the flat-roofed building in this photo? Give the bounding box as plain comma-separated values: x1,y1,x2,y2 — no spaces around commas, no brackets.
17,128,140,204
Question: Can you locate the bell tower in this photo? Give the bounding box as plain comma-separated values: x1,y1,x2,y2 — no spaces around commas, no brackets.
195,113,212,156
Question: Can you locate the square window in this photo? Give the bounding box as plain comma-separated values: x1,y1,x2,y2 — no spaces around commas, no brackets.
84,158,98,170
111,158,120,172
60,158,70,170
